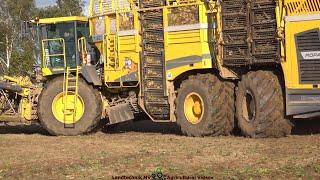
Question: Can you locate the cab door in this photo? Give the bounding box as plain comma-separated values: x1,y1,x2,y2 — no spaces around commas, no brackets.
40,22,78,72
40,23,66,73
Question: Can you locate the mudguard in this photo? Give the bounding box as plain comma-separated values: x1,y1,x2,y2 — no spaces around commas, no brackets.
81,66,102,86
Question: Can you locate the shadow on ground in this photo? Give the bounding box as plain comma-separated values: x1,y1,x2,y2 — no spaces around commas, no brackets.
292,119,320,135
0,115,320,136
104,114,181,135
0,122,49,135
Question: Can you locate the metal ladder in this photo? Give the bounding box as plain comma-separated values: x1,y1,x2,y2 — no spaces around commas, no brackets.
63,66,81,127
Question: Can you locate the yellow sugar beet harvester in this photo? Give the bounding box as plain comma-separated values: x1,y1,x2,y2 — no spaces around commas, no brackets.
3,0,320,137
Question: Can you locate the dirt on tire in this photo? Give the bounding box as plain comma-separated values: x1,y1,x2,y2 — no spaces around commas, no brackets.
175,73,235,137
236,70,293,138
38,76,102,136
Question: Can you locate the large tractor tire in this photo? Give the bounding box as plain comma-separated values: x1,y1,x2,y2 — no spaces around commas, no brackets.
236,71,293,138
175,73,235,137
38,76,102,136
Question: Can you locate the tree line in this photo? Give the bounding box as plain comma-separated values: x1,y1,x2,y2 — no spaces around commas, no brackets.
0,0,84,76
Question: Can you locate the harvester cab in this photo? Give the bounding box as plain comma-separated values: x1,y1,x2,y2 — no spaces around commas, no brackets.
33,16,91,76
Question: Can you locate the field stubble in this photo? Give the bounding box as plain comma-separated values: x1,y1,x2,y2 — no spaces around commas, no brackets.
0,118,319,179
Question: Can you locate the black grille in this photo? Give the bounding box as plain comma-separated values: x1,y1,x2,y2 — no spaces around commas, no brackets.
296,29,320,84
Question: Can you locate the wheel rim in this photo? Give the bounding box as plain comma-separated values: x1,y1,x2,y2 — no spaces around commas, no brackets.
184,92,204,124
242,90,256,123
52,92,85,124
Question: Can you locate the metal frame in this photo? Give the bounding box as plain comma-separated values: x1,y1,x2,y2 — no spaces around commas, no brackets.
41,38,67,68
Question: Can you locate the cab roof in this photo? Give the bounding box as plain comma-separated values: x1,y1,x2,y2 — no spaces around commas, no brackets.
35,16,88,24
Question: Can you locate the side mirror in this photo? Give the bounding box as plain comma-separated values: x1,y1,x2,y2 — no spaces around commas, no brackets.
21,21,33,39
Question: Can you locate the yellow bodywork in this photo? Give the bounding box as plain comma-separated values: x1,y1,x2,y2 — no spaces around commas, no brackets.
87,0,294,86
283,19,320,89
88,0,320,92
0,76,38,121
89,0,212,87
280,0,320,89
36,16,88,24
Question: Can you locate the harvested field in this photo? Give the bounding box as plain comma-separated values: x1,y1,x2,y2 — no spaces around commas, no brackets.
0,119,319,179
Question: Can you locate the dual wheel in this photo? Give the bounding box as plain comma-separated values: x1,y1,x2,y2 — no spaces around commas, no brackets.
175,71,292,138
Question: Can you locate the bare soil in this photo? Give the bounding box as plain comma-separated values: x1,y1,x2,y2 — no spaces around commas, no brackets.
0,119,319,179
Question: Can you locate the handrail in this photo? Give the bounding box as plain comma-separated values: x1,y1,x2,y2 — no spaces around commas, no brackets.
41,38,66,68
78,37,88,65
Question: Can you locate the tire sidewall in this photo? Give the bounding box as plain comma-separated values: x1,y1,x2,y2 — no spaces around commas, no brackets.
236,79,260,136
38,76,102,136
236,71,292,138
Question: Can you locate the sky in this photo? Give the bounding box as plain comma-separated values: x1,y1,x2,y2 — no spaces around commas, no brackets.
35,0,90,15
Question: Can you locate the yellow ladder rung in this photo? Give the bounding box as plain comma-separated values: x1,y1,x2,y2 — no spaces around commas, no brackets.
63,66,81,125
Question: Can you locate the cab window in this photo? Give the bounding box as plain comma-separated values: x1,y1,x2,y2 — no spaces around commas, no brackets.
41,22,77,68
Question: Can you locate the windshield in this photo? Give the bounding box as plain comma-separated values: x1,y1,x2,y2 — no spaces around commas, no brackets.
77,22,89,38
40,22,77,68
